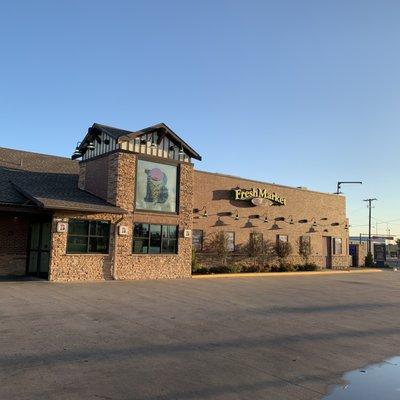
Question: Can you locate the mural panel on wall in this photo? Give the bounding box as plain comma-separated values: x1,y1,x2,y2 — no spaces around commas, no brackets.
135,160,177,212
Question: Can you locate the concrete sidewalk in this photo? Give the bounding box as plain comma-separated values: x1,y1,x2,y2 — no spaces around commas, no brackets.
1,270,399,399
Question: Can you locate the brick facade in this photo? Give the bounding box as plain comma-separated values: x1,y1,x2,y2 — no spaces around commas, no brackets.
0,150,350,280
0,215,29,276
192,171,350,269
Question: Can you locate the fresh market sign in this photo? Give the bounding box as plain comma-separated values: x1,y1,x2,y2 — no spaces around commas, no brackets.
232,187,286,206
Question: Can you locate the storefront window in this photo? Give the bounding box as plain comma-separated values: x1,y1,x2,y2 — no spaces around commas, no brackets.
277,234,288,243
226,231,235,252
192,230,203,251
333,237,342,255
67,220,110,254
133,223,178,254
135,160,178,213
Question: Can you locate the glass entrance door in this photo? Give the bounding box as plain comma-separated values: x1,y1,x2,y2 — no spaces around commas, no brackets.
27,221,51,278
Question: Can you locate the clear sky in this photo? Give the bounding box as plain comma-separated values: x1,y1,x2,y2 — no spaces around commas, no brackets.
0,0,399,236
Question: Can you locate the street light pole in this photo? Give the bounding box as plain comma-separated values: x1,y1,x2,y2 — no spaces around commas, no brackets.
363,198,377,254
336,181,363,194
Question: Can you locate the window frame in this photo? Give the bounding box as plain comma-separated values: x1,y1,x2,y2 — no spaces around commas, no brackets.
332,237,343,255
132,223,179,255
66,219,110,254
277,234,288,243
192,229,204,252
134,157,180,215
225,231,235,252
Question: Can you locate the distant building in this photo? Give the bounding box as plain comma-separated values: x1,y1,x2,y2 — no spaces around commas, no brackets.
349,235,399,266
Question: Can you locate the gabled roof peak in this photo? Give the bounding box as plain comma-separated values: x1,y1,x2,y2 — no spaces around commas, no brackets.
76,122,202,161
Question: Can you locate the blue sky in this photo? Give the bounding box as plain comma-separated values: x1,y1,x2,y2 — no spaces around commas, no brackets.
0,0,399,236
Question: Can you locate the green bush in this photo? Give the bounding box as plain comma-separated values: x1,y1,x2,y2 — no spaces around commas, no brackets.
191,259,319,275
191,248,204,273
296,263,319,271
279,264,295,272
192,267,210,275
365,252,374,267
208,264,242,274
275,240,293,267
241,264,271,273
204,231,231,266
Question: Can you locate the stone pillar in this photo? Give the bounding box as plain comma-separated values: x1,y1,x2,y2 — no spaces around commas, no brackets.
107,152,136,211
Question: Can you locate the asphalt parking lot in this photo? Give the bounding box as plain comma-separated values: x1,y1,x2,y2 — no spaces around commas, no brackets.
1,271,399,400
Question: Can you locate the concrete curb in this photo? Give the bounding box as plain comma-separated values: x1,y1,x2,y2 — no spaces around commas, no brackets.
192,269,383,279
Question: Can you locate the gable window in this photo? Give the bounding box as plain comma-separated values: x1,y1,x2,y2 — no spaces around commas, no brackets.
133,223,178,254
67,220,110,254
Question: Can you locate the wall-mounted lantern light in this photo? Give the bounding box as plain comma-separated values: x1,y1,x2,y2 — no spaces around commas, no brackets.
150,132,157,148
193,206,208,218
215,216,227,227
87,141,95,151
73,142,82,157
244,218,255,228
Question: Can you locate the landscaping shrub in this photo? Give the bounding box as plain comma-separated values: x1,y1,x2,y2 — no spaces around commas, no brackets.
241,264,271,273
204,231,231,266
275,240,293,267
243,231,276,270
278,264,295,272
296,263,318,271
208,264,242,274
298,236,312,265
365,252,374,267
192,266,210,275
191,248,204,273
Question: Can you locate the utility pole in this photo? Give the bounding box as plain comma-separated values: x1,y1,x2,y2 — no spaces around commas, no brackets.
363,198,377,254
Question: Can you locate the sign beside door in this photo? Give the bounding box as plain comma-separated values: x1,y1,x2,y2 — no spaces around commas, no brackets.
57,222,68,233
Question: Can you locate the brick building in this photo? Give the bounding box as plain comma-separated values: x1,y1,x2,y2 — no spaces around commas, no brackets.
0,123,349,281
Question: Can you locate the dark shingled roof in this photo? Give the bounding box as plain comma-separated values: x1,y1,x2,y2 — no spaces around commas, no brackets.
0,147,126,214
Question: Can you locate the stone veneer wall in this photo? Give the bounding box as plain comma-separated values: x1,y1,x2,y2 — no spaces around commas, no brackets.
50,153,194,282
49,212,121,282
114,162,193,280
106,152,135,211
